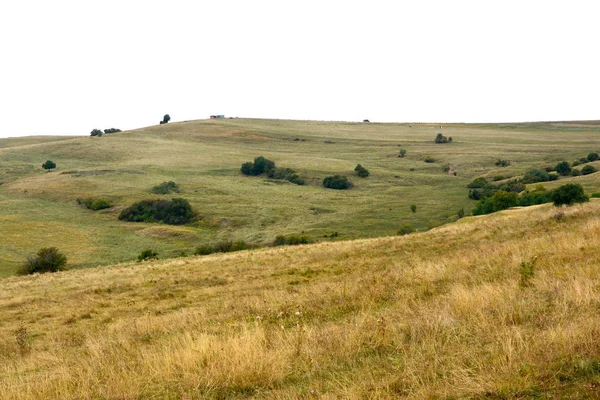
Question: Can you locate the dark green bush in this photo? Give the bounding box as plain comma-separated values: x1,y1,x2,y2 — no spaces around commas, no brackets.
103,128,122,134
522,169,549,184
138,249,158,261
434,133,449,143
591,192,600,198
467,177,489,189
194,240,251,256
19,247,67,275
472,190,519,215
518,186,552,207
551,183,588,206
77,197,112,210
151,181,181,194
571,169,581,177
555,161,572,176
397,225,415,236
159,114,171,124
119,198,195,225
581,165,597,175
398,149,407,158
323,175,351,190
495,159,510,167
241,156,276,176
587,152,599,162
354,164,370,178
424,156,436,163
266,167,305,185
272,234,312,246
42,160,56,170
90,129,103,137
410,204,417,213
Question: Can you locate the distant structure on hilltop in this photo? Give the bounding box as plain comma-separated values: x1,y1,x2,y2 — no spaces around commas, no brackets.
210,115,225,119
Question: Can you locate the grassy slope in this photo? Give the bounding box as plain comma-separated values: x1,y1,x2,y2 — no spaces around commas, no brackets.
1,201,600,398
1,119,600,276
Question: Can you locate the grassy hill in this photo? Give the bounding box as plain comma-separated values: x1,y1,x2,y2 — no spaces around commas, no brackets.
2,118,600,275
1,201,600,398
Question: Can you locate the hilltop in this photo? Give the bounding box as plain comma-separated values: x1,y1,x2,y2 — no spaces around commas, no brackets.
1,118,600,275
1,201,600,398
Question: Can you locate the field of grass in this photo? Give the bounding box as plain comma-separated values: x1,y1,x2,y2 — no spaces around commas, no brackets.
2,118,600,275
2,201,600,398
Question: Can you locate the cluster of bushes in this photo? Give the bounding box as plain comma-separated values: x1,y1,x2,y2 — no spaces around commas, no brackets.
551,154,599,176
18,247,67,275
151,181,181,194
90,128,122,137
354,164,369,178
42,160,56,170
241,156,304,185
323,175,352,190
273,234,312,246
194,240,252,255
473,183,588,215
434,133,452,143
397,225,415,236
468,177,525,200
118,198,195,225
77,197,112,210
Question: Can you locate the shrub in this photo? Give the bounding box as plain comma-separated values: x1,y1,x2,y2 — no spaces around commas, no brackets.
522,169,549,184
272,234,312,246
555,161,572,176
397,225,415,236
194,240,251,255
571,169,581,177
119,198,195,225
551,183,589,206
42,160,56,170
518,186,551,207
138,249,158,261
457,208,465,219
103,128,122,134
77,197,112,210
19,247,67,275
160,114,171,124
472,190,519,215
323,175,351,190
354,164,370,178
434,133,449,143
398,149,407,158
424,156,435,163
495,159,510,167
587,152,599,162
410,204,417,213
591,192,600,198
266,167,305,185
151,181,181,194
90,129,103,137
519,258,536,288
241,156,275,176
581,165,597,175
467,177,489,189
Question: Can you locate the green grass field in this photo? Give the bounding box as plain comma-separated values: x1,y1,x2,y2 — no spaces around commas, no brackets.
2,118,600,276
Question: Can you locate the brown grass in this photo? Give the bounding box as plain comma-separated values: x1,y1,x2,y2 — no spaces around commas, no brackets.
2,201,600,398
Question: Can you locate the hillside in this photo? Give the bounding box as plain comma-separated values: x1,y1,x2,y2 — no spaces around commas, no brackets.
1,201,600,398
2,118,600,275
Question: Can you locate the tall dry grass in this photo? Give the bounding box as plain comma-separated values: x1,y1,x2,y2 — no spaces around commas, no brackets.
2,202,600,398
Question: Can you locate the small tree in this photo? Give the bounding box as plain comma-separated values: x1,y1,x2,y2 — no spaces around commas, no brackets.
551,183,588,206
160,114,171,124
42,160,56,170
103,128,122,134
587,152,599,162
581,165,597,175
19,247,67,275
434,133,448,143
410,204,417,213
323,175,351,190
555,161,572,176
90,129,103,136
398,149,407,158
138,249,158,261
354,164,370,178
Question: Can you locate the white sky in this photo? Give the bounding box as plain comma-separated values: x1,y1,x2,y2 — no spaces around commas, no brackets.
1,0,599,138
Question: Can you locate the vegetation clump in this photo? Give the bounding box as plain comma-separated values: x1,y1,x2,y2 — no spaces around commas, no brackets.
42,160,56,170
77,197,112,210
267,167,305,185
398,149,407,158
241,156,276,176
194,240,251,255
138,249,158,261
119,198,195,225
581,165,597,175
495,159,510,167
159,114,171,125
19,247,67,275
397,224,415,236
434,133,452,143
272,234,312,246
554,161,572,176
354,164,370,178
587,152,599,162
424,156,436,163
551,183,588,206
90,129,103,137
151,181,181,194
323,175,351,190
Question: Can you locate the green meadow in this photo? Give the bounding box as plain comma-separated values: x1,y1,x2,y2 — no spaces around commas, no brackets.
1,118,600,276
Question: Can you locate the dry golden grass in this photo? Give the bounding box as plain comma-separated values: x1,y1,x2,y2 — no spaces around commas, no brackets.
2,201,600,398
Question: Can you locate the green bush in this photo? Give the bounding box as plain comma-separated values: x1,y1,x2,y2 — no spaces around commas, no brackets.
90,129,103,137
151,181,181,194
398,149,407,158
473,190,519,215
118,198,195,225
397,225,415,236
241,156,276,176
555,161,572,176
42,160,56,170
434,133,449,143
495,159,510,167
424,156,436,163
266,167,305,185
587,152,599,162
410,204,417,213
551,183,588,206
581,165,597,175
522,169,549,184
591,192,600,198
194,240,251,256
323,175,351,190
19,247,67,275
103,128,122,134
571,169,581,177
159,114,171,124
354,164,370,178
272,234,312,246
77,197,112,210
467,177,489,189
138,249,158,261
